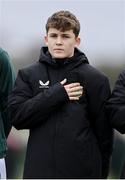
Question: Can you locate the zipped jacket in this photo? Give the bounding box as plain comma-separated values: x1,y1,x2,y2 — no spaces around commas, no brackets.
0,48,15,158
8,47,113,178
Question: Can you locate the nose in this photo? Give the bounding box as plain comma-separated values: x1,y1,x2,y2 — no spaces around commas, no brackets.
56,37,63,45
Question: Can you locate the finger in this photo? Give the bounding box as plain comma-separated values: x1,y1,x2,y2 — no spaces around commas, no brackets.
60,78,67,85
69,91,83,97
66,82,80,88
69,86,83,92
69,97,79,100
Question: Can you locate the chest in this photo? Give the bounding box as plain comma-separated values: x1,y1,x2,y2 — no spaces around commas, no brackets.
28,64,85,96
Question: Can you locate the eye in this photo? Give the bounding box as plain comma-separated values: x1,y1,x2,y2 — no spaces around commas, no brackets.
49,34,57,38
62,35,70,38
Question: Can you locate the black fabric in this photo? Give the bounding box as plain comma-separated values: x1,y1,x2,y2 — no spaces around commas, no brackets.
106,70,125,134
8,47,113,179
120,161,125,179
106,69,125,179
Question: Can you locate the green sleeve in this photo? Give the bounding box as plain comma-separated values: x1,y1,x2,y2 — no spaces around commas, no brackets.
0,49,15,137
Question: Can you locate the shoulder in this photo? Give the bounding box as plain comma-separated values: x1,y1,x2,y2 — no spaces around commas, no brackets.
0,48,11,64
118,69,125,80
0,48,13,72
19,61,42,74
80,63,108,82
17,61,45,81
114,69,125,87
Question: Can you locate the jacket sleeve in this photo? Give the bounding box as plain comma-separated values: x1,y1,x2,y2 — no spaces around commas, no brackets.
0,51,15,137
106,71,125,134
87,76,113,178
8,69,69,130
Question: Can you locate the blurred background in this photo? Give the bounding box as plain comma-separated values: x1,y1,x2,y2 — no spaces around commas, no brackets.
0,0,125,178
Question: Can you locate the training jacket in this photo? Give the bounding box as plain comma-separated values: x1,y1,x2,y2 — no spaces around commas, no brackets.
106,70,125,179
106,69,125,134
8,47,113,179
0,48,15,158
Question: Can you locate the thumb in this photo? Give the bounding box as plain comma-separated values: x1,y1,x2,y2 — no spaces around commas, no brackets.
60,78,67,85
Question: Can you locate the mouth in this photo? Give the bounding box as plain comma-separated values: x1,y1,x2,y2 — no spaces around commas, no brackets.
54,49,64,52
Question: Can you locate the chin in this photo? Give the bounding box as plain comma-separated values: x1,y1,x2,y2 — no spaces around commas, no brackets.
53,54,66,59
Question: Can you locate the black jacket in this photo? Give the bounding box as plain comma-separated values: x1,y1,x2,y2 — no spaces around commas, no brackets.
106,70,125,179
106,70,125,134
8,47,113,179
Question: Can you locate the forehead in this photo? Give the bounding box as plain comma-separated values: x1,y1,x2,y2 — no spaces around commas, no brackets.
47,28,74,35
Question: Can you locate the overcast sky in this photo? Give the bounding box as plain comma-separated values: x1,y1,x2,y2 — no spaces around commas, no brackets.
0,0,125,65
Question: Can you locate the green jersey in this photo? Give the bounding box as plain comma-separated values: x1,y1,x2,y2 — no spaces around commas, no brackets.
0,48,15,158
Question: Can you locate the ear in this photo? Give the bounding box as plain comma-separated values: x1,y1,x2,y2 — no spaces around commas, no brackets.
44,36,48,46
75,37,81,47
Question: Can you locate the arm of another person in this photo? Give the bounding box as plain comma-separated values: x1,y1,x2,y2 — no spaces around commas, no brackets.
106,71,125,134
0,50,15,137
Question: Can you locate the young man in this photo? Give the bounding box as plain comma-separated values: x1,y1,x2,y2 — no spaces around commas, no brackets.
106,70,125,178
8,10,113,178
0,48,15,179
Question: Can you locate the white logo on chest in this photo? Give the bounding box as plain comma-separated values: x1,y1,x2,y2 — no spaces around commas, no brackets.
39,80,50,88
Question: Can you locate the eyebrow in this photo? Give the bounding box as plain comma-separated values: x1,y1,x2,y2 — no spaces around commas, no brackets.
49,32,71,36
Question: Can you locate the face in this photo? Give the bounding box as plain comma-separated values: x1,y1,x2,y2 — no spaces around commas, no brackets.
44,28,80,59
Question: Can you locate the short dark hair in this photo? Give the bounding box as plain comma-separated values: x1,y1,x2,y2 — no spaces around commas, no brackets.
46,10,80,37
